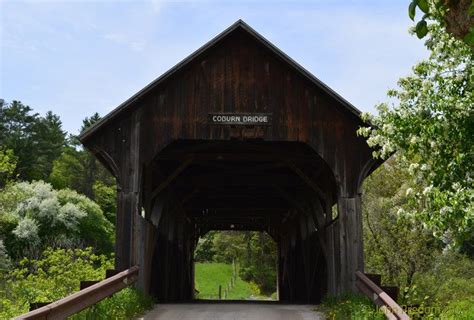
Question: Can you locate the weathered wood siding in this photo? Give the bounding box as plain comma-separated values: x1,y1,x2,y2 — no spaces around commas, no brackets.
85,27,373,197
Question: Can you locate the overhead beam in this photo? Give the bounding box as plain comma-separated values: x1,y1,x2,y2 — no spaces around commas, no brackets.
175,173,304,188
192,161,287,173
150,157,193,200
286,161,328,203
155,153,322,163
272,184,328,253
187,208,288,216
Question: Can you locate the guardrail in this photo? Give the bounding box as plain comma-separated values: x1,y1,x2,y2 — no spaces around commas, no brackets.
15,265,139,320
355,271,410,320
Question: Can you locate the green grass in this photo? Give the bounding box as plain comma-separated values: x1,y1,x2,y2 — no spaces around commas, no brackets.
317,293,386,320
195,262,253,300
70,287,154,320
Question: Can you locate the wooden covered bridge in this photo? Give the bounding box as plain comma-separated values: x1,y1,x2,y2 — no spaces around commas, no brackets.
78,20,382,304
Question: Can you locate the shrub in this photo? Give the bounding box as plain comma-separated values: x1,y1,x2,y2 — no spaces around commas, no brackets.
400,251,474,318
71,287,154,320
0,247,113,319
0,240,11,270
0,247,153,319
0,181,114,260
320,293,385,320
439,298,474,320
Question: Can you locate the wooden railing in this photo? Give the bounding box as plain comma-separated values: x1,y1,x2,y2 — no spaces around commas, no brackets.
355,271,410,320
15,266,139,320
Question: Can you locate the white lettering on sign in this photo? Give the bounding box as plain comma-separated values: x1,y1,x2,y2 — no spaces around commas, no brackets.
209,113,272,126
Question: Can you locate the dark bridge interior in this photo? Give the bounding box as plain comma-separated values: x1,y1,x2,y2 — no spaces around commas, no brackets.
145,140,337,303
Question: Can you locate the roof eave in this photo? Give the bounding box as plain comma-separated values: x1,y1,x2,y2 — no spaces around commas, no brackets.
79,19,362,143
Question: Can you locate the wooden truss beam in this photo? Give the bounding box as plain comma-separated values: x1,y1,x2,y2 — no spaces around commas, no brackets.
150,157,193,200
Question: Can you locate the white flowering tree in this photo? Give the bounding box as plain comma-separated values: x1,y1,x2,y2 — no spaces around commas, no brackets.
358,22,473,247
0,181,114,260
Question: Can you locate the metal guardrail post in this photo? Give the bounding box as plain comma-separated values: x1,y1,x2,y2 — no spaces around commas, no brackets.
355,271,410,320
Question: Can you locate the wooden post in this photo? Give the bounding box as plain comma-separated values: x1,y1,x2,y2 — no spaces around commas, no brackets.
232,258,236,279
116,112,142,271
218,285,222,300
337,195,364,293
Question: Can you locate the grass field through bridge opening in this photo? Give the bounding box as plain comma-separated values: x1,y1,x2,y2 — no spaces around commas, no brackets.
194,262,276,300
193,231,278,301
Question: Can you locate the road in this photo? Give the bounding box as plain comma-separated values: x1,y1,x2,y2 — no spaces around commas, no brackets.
139,303,323,320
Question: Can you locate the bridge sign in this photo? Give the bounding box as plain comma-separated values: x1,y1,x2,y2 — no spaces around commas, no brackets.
208,113,272,126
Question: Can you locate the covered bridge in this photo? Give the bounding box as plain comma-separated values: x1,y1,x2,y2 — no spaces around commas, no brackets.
79,20,382,304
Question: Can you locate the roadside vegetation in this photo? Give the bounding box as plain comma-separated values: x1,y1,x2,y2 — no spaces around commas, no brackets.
0,105,153,319
318,293,385,320
323,1,473,319
0,247,152,319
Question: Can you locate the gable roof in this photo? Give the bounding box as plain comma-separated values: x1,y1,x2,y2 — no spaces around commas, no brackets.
79,19,362,142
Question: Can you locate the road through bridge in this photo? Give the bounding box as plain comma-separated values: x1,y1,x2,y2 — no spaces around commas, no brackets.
140,303,323,320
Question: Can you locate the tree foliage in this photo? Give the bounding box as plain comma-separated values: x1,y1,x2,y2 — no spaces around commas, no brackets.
363,159,441,287
358,22,474,247
0,147,17,187
408,0,474,47
0,247,113,319
0,100,66,181
362,158,474,318
0,181,114,260
48,114,116,222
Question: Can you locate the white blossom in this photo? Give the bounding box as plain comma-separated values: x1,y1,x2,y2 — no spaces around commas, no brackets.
57,203,87,229
12,217,40,243
423,186,433,195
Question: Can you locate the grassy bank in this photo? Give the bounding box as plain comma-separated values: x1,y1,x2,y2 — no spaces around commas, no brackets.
195,262,254,300
318,293,385,320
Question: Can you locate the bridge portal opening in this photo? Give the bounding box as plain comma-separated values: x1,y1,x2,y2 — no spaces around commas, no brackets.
194,230,278,301
143,140,335,303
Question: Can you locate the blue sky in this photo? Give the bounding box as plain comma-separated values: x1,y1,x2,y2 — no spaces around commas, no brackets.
0,0,428,134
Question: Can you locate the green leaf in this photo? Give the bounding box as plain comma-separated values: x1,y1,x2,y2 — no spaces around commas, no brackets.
463,28,474,45
417,0,429,14
409,1,417,21
468,1,474,17
416,20,428,39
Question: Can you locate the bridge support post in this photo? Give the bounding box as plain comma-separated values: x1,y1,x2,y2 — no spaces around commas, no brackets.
135,215,157,294
115,190,135,270
336,195,364,293
116,111,142,271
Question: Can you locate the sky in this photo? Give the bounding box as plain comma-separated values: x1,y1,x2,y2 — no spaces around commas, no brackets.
0,0,428,135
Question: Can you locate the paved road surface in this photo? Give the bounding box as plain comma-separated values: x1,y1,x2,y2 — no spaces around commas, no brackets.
139,303,323,320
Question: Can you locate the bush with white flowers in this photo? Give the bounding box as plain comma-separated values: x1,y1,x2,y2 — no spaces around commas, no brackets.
358,22,473,247
0,181,114,260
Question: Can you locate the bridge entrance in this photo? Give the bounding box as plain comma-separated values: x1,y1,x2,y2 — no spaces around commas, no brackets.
79,20,383,304
145,140,335,303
